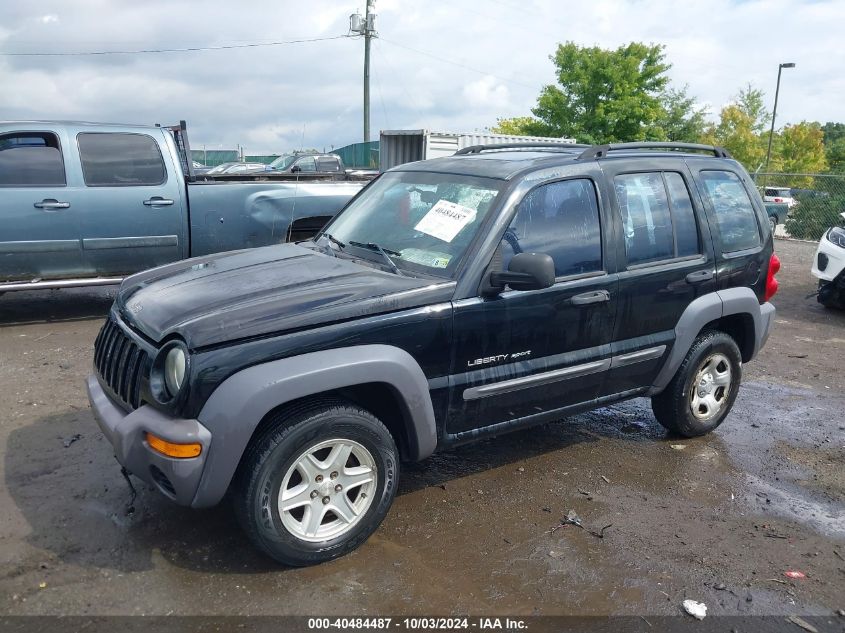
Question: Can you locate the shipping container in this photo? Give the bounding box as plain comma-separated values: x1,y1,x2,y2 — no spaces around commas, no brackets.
378,129,577,171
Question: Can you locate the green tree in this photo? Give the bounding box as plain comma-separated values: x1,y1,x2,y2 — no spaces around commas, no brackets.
735,84,771,134
701,104,767,171
522,41,672,144
653,85,708,142
491,116,546,136
770,122,828,185
821,122,845,172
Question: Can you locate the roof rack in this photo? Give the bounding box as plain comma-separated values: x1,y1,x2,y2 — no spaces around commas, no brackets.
577,142,732,160
455,142,589,155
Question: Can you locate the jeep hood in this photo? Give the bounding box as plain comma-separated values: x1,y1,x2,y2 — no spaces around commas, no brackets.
115,244,449,348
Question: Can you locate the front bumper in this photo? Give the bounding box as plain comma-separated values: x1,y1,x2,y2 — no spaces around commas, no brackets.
86,374,212,506
811,234,845,282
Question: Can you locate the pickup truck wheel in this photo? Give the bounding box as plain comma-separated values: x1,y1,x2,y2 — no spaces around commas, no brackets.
233,401,399,566
769,215,777,235
651,330,742,437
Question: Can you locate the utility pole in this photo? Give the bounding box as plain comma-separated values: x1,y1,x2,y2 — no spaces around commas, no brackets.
351,2,377,143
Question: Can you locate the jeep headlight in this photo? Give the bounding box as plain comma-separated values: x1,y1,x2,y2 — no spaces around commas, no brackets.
151,341,189,403
164,346,187,397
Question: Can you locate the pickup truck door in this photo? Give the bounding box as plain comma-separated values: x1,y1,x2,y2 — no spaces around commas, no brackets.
0,127,84,283
446,175,618,437
73,127,187,277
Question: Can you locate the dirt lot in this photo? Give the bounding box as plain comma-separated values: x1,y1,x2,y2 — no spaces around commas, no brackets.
0,239,842,617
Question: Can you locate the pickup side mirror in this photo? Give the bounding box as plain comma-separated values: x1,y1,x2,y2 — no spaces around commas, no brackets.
488,252,555,293
291,165,301,173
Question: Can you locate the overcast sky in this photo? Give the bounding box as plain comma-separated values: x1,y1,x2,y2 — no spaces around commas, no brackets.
1,0,843,154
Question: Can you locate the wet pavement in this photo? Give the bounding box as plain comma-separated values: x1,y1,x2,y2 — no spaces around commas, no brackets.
0,239,843,616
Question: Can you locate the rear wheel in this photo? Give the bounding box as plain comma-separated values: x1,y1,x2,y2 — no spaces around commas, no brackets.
652,331,742,437
233,400,399,566
768,215,778,235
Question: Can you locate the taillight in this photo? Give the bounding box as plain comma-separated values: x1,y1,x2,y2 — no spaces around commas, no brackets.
774,197,783,202
764,253,781,302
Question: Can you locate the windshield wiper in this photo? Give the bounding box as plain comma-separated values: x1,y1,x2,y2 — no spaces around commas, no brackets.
348,240,406,277
318,232,345,257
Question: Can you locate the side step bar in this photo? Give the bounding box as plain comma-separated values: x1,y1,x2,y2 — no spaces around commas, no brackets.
0,277,124,292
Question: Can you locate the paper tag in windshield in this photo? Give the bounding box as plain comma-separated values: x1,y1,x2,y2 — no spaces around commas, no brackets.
414,200,476,243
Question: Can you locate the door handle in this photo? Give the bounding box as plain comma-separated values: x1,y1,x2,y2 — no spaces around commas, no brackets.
686,270,715,284
34,199,70,210
571,290,610,306
143,197,175,207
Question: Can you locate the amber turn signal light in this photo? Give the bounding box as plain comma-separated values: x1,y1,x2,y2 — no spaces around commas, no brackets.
145,432,201,458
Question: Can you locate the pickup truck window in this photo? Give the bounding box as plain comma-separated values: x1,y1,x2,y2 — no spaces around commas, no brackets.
295,156,317,172
700,170,762,253
316,157,340,172
503,179,602,277
326,171,503,278
77,132,166,187
0,132,66,187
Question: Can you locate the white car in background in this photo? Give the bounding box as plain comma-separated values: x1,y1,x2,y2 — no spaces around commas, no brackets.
811,212,845,309
763,186,797,209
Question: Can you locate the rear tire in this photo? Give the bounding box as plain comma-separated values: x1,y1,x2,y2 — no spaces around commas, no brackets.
652,331,742,437
233,400,399,566
768,216,777,235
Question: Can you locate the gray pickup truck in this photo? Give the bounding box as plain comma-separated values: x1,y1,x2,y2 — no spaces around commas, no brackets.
0,120,364,293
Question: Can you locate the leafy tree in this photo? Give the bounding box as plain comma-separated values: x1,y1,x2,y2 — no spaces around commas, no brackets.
701,105,767,172
770,122,828,185
491,116,546,136
508,41,672,144
735,84,771,134
821,122,845,172
653,85,708,142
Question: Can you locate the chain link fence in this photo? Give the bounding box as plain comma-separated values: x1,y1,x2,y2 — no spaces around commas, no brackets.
752,173,845,241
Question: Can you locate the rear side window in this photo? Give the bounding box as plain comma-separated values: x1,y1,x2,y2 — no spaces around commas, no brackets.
614,173,675,264
0,132,66,186
614,172,702,265
503,178,602,277
316,157,340,172
700,171,761,252
665,173,700,257
295,156,316,172
77,133,166,186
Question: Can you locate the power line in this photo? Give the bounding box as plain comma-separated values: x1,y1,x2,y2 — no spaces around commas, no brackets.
0,34,350,56
378,37,536,90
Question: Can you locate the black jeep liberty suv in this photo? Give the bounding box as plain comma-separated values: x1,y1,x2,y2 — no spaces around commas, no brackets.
87,142,779,565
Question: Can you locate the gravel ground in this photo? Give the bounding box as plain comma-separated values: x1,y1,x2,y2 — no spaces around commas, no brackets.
0,238,842,617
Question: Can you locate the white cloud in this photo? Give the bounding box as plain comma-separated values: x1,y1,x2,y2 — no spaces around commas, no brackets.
0,0,842,153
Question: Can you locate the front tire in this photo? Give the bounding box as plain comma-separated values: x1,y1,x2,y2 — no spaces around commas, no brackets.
652,331,742,437
233,400,399,566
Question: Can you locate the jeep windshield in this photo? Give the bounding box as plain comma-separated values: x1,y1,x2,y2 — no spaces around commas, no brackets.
321,171,504,278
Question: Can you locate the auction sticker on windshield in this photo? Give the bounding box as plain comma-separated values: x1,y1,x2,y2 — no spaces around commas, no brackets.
414,200,477,243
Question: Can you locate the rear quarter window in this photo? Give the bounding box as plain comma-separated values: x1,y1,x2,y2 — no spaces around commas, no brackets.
700,170,761,253
77,132,167,186
0,132,66,187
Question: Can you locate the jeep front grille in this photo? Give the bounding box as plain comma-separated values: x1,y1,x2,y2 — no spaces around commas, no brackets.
93,317,150,410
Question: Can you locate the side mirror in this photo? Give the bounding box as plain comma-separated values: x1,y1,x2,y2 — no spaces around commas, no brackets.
291,165,301,173
488,252,555,293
